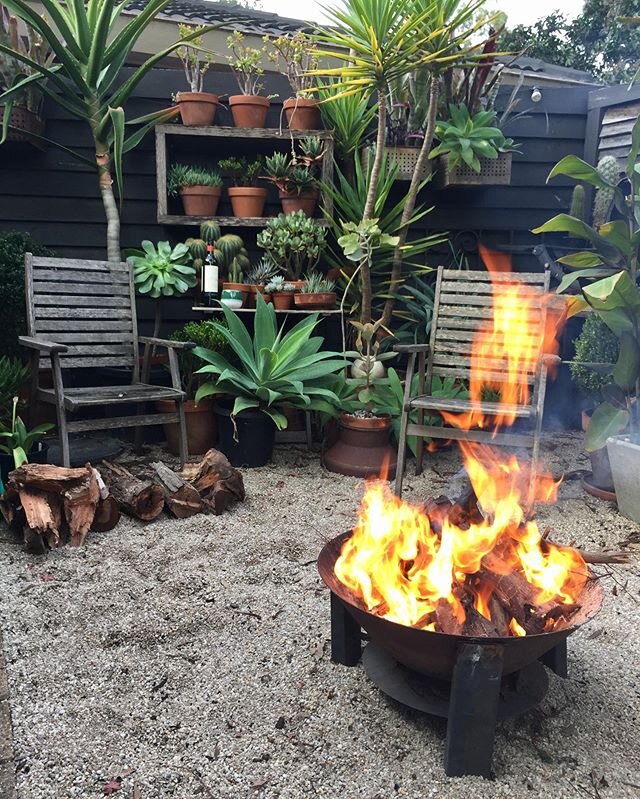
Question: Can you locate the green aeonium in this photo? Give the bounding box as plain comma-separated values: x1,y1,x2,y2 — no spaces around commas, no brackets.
128,241,197,298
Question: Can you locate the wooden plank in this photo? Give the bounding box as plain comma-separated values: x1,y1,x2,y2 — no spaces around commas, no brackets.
435,328,540,345
157,214,330,227
33,295,131,307
434,338,541,357
43,332,134,344
37,320,134,332
58,344,132,356
40,356,134,369
31,281,131,296
410,396,533,416
438,304,543,321
432,364,536,383
432,352,537,372
32,268,130,284
67,413,179,433
440,269,546,284
34,307,133,320
405,422,534,448
440,280,548,296
156,124,333,139
31,257,129,272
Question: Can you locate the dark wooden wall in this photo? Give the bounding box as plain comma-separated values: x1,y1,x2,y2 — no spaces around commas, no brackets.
0,68,591,331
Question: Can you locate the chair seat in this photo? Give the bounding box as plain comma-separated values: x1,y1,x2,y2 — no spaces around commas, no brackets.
38,383,186,412
409,395,534,419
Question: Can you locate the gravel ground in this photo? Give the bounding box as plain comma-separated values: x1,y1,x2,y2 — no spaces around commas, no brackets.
0,434,639,799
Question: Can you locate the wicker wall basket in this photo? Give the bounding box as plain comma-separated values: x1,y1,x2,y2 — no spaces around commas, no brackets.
434,151,512,189
362,145,429,181
0,106,45,147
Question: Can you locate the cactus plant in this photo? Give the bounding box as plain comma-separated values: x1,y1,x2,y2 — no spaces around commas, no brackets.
592,155,620,228
200,220,221,245
570,184,585,221
214,234,249,283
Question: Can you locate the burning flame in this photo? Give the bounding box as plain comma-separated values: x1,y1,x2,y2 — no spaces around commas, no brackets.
335,263,587,637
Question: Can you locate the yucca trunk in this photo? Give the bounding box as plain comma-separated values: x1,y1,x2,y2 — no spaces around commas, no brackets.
382,78,439,327
96,148,121,263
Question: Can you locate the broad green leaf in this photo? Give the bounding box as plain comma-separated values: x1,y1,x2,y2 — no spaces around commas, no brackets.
532,214,622,262
547,155,614,189
232,396,259,417
628,115,640,178
613,332,640,391
109,106,125,205
584,402,629,452
557,251,604,268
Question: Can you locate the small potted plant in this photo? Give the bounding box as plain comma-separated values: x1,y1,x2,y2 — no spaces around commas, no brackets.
294,273,336,310
244,258,279,307
0,396,52,483
263,138,323,215
265,32,321,130
217,233,251,306
430,104,519,188
257,211,326,284
265,276,296,311
167,163,223,216
175,23,218,127
226,31,271,128
156,320,229,456
218,156,267,217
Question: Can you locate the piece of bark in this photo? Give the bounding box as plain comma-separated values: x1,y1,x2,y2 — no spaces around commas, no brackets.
91,495,121,532
150,461,203,518
19,487,62,548
64,467,100,546
435,597,465,635
182,449,245,514
488,594,511,637
462,603,501,637
576,549,630,565
8,463,93,494
101,461,164,522
480,552,544,627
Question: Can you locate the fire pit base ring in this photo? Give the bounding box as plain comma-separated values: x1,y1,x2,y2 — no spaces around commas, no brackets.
362,642,549,720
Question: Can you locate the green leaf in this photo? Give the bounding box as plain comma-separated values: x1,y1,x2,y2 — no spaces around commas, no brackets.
547,155,614,188
232,396,259,417
613,332,640,391
557,251,604,268
109,107,125,205
584,401,629,452
532,214,622,262
628,116,640,178
556,267,613,294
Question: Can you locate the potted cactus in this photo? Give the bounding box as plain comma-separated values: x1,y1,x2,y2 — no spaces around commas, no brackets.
168,164,223,217
265,276,296,310
257,211,326,283
226,32,271,128
217,234,250,305
218,156,267,217
175,24,218,127
244,258,279,307
294,273,336,310
265,32,321,130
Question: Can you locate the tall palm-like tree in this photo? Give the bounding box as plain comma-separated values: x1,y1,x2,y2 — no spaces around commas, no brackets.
0,0,227,261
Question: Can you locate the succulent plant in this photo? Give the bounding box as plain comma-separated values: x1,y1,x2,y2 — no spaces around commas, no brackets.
301,272,336,294
264,148,319,194
200,220,221,245
218,156,264,187
592,155,619,228
167,164,223,197
128,241,197,298
244,258,279,286
186,237,208,263
213,234,249,284
257,211,326,280
265,275,286,293
570,184,585,221
0,355,29,424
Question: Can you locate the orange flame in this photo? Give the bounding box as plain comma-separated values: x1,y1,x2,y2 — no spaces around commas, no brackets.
335,263,586,636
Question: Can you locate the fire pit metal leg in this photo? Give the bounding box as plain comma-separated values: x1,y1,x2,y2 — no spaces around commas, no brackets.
540,639,568,678
444,643,504,778
330,592,361,666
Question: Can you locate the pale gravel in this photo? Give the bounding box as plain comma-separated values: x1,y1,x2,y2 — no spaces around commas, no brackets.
0,434,639,799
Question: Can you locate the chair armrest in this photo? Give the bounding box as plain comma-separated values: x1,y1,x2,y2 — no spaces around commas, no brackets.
542,354,562,368
139,336,196,351
19,336,68,354
393,343,430,354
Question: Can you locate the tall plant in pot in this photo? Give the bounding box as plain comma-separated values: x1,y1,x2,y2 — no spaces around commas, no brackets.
167,163,223,217
257,210,327,282
533,117,640,520
226,31,271,128
176,23,217,126
265,31,321,130
218,156,267,217
193,294,346,466
263,137,324,215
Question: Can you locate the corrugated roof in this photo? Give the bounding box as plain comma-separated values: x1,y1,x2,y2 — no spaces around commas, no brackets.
124,0,314,36
499,55,597,85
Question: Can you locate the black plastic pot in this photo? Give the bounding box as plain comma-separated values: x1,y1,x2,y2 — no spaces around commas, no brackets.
216,404,275,467
0,441,48,485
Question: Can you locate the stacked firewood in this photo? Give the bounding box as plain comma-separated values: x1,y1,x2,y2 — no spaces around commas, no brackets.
0,449,245,551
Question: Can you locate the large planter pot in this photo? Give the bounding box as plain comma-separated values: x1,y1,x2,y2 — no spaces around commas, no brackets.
607,436,640,521
180,186,221,216
279,189,318,216
283,97,321,130
294,292,336,310
0,105,45,145
177,91,219,126
0,441,48,485
228,186,268,217
322,413,397,479
581,409,616,498
216,404,275,467
156,398,217,457
229,95,270,128
434,151,512,189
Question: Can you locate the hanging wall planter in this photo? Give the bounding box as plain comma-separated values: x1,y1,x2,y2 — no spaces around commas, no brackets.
362,145,429,182
0,106,45,146
434,151,512,189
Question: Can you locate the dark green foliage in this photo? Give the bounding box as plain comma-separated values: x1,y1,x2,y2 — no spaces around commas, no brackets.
571,313,620,395
170,319,229,398
0,231,52,359
0,356,30,423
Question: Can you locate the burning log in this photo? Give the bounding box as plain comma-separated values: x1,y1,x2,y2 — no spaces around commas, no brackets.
435,597,465,635
150,461,203,518
181,449,245,514
100,461,164,522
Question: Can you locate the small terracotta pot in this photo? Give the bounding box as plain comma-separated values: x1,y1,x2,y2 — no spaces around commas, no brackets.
229,95,270,128
288,280,306,292
228,186,268,217
283,97,321,130
279,189,318,216
244,284,261,309
156,397,217,456
177,92,219,126
322,412,397,479
180,186,221,216
272,292,294,310
223,282,249,306
294,292,336,310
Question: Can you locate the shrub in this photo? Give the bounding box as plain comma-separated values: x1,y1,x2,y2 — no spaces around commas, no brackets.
571,314,619,396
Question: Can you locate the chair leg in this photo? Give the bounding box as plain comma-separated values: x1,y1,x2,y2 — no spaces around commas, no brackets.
55,405,70,468
305,411,313,450
394,405,410,497
415,430,425,476
415,350,426,476
177,402,189,468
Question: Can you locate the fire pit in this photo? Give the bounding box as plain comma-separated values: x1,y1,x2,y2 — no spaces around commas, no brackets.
317,265,605,778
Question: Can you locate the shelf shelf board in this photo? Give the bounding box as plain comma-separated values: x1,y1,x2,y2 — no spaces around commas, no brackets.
192,305,342,316
156,124,332,140
159,214,330,227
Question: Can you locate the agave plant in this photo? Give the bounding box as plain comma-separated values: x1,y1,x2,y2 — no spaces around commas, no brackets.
0,396,53,469
194,294,347,428
0,0,233,261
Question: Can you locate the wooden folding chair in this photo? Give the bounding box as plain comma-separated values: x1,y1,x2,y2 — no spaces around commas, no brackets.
394,267,557,496
20,254,193,468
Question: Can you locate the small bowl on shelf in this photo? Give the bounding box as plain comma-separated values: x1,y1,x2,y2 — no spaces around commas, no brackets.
220,288,244,309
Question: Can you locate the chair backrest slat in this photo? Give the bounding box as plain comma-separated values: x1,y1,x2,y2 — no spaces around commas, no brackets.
26,254,137,372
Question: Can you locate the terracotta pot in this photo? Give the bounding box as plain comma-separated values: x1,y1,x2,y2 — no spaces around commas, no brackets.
294,292,336,310
272,292,294,310
279,189,318,216
283,97,321,130
180,186,221,216
229,95,270,128
177,91,219,126
288,280,306,292
228,186,268,217
156,397,217,456
223,282,249,305
322,412,397,479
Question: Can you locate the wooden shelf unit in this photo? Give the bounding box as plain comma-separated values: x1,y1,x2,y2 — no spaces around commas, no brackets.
192,305,342,316
155,125,334,226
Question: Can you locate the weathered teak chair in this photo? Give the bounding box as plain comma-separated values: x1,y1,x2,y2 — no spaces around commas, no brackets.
20,254,193,468
394,266,555,496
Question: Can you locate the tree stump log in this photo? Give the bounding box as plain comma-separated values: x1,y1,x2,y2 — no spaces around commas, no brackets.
100,461,164,521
